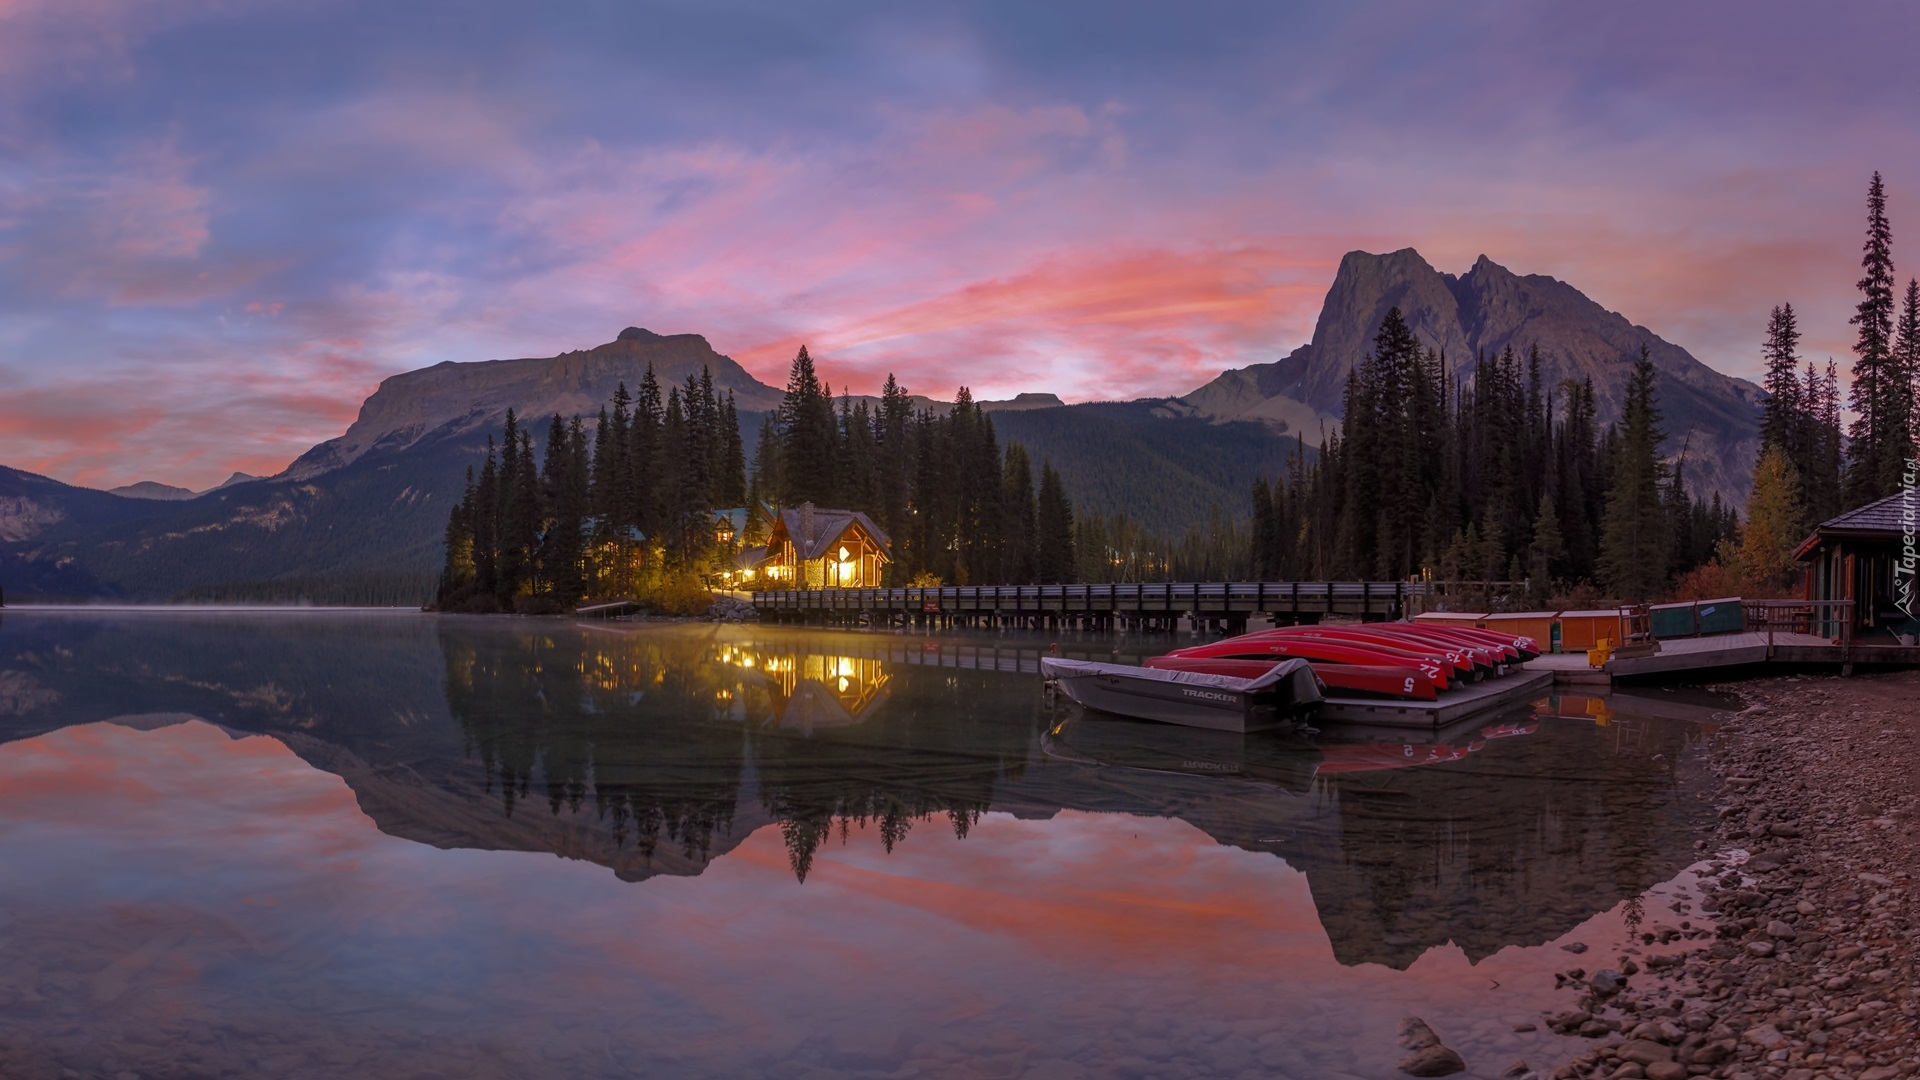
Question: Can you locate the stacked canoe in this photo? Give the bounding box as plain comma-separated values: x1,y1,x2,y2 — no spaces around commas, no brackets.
1147,621,1539,703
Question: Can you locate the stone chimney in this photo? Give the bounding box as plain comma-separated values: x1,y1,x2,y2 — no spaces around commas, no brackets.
798,502,815,545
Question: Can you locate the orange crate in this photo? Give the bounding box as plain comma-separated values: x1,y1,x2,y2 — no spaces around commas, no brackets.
1481,611,1561,651
1556,609,1623,652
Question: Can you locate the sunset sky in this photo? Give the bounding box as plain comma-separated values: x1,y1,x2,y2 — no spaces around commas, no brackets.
2,0,1916,490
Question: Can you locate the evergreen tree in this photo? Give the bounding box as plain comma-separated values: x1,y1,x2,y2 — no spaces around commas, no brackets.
437,465,478,606
749,413,783,510
1035,461,1076,584
505,427,542,602
1759,303,1804,462
632,368,662,540
541,414,590,605
1250,478,1276,579
1807,360,1845,524
719,391,748,507
945,389,1004,584
1527,492,1566,586
1596,347,1670,601
658,388,707,567
1553,377,1603,584
778,346,838,506
495,411,528,605
838,395,878,514
1001,442,1038,584
1895,277,1920,473
875,374,914,545
472,437,500,603
1845,171,1900,505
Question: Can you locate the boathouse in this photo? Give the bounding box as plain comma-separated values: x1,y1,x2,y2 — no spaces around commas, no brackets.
761,502,892,588
1795,490,1920,642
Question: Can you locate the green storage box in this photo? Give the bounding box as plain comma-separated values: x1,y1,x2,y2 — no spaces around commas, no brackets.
1693,597,1745,636
1650,601,1697,639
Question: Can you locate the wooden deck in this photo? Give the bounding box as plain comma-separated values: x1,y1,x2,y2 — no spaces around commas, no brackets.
1528,631,1920,683
1314,669,1555,730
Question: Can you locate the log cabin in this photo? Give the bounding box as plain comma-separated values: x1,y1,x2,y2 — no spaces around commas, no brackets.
759,502,893,588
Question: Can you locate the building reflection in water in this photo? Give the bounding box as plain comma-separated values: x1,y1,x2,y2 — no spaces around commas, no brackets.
716,643,891,733
0,614,1720,971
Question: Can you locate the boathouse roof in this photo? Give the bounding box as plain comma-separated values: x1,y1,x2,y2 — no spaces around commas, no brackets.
1795,490,1918,559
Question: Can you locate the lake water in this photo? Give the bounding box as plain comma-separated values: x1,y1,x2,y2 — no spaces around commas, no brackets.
0,610,1729,1079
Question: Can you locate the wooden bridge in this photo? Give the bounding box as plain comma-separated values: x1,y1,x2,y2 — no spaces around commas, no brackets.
749,581,1435,630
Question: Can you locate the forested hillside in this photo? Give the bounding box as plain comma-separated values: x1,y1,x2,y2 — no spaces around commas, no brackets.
990,402,1307,537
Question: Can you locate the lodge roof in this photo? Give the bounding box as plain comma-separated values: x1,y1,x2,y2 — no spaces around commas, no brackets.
772,503,893,562
1795,489,1918,559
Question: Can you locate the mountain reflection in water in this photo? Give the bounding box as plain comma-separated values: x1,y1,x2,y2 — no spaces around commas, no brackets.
0,612,1719,975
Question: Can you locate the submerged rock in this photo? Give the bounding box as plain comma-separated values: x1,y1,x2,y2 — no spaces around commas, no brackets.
1395,1017,1466,1077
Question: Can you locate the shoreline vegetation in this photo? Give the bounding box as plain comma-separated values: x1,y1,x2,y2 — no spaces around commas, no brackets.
1536,672,1918,1080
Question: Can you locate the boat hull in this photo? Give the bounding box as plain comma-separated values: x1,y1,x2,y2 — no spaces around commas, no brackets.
1145,656,1438,701
1040,656,1322,733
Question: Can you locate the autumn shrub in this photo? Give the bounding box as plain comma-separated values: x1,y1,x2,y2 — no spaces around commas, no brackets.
1549,582,1610,610
643,575,715,616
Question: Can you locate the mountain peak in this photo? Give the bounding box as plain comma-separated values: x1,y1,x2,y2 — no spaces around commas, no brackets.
282,329,785,481
107,480,197,501
1179,247,1762,505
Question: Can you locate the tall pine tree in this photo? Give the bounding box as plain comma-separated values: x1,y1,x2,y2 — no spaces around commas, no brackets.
1596,347,1670,601
1845,171,1900,505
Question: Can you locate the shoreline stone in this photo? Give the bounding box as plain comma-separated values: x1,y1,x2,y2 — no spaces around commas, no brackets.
1542,670,1920,1080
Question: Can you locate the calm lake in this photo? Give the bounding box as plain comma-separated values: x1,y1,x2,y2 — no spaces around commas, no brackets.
0,610,1729,1080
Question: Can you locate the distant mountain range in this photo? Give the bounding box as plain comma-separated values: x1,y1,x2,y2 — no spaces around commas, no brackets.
106,472,259,501
0,250,1764,603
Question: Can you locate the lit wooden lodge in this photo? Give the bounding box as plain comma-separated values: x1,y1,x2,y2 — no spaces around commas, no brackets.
759,502,892,588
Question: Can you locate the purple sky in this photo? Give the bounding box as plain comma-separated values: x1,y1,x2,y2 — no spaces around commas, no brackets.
2,0,1916,490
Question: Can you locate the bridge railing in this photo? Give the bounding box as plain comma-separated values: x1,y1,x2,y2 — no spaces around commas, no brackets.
749,581,1432,614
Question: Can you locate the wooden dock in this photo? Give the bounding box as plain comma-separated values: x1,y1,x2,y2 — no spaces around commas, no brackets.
752,581,1430,629
1530,631,1920,684
1314,669,1555,730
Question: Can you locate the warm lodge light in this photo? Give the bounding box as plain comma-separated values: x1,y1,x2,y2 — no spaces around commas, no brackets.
719,646,889,725
761,504,892,590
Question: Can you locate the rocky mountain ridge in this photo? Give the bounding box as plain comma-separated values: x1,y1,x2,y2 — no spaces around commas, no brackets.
1178,249,1765,504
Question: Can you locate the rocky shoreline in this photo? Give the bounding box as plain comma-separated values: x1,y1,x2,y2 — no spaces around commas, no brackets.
1536,671,1918,1080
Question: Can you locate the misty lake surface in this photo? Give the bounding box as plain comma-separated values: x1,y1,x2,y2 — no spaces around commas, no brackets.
0,610,1731,1080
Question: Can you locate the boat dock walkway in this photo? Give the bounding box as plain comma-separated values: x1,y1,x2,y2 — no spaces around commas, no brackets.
752,581,1435,630
1531,630,1920,685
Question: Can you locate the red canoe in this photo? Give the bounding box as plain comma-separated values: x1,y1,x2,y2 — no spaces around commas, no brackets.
1424,623,1541,661
1144,656,1439,701
1254,627,1482,679
1367,624,1519,664
1300,624,1505,671
1166,636,1453,690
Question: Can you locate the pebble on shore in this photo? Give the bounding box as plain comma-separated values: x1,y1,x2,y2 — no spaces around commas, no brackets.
1541,671,1919,1080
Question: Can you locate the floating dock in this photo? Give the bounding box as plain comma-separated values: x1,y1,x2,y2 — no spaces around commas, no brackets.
1315,669,1555,730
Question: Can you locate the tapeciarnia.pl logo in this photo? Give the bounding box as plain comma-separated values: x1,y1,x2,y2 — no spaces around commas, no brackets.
1899,456,1918,621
